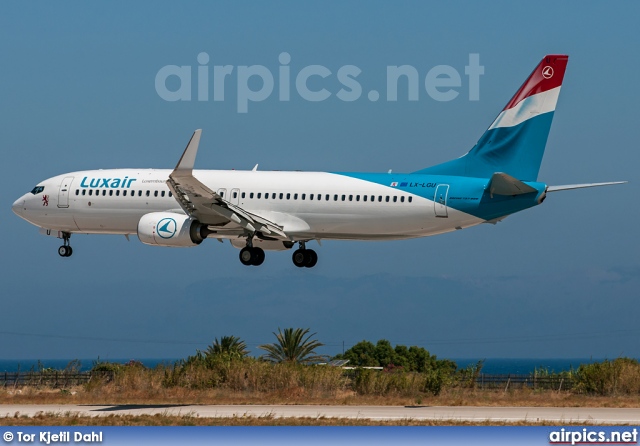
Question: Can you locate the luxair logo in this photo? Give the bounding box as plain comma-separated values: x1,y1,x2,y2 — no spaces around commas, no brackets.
157,217,177,239
80,176,137,188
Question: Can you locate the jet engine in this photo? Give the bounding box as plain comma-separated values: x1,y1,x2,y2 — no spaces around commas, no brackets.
137,212,209,247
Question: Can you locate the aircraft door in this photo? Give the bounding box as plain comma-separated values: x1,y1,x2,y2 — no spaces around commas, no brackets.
230,188,240,205
434,184,449,218
57,176,74,208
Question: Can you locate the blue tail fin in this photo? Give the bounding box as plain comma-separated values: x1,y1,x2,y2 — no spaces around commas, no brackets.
416,55,569,181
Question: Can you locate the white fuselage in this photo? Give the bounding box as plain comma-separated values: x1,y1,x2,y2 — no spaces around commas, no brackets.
12,168,484,243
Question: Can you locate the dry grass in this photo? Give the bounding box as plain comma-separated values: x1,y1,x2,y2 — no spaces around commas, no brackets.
3,358,640,409
2,386,640,408
0,412,628,427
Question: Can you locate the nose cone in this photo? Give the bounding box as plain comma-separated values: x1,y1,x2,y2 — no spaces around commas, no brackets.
12,197,25,217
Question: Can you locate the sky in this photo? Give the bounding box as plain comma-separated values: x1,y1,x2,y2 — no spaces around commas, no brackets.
1,1,638,361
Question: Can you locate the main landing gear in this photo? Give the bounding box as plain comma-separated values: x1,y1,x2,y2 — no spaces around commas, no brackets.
58,232,73,257
239,238,265,267
292,241,317,268
238,239,318,268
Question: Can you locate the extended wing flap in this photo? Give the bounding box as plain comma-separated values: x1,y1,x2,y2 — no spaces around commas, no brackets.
167,130,290,239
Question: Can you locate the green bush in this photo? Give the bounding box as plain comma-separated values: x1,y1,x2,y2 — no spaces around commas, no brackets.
575,358,640,395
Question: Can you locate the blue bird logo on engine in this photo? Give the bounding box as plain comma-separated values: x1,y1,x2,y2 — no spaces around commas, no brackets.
157,218,177,239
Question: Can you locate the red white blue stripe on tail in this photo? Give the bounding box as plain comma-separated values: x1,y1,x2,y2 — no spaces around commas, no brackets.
416,55,569,181
490,55,567,130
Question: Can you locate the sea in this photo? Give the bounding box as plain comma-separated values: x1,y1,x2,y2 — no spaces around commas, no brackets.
0,358,612,374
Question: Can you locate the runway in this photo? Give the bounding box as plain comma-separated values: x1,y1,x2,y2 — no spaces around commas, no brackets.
1,404,639,424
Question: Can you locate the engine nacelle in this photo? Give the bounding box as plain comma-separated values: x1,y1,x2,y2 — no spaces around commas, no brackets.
137,212,207,247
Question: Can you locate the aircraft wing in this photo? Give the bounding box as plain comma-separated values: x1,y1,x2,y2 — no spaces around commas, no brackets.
166,130,289,240
546,181,627,192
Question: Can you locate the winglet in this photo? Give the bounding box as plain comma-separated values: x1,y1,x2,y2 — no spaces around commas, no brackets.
173,129,202,175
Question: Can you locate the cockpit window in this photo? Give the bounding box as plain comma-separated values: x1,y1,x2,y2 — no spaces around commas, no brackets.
30,186,45,195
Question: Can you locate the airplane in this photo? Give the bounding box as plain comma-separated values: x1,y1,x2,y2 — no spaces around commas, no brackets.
12,54,625,268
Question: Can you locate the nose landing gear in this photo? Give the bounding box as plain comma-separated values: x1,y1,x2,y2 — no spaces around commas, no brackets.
292,241,318,268
58,232,73,257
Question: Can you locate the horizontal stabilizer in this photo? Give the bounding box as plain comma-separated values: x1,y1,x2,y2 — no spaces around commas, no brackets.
488,172,537,196
546,181,627,192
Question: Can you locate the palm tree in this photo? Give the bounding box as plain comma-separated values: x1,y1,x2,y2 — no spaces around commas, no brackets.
205,335,249,360
258,328,327,364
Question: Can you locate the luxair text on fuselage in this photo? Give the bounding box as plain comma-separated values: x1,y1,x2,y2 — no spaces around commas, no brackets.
80,176,137,189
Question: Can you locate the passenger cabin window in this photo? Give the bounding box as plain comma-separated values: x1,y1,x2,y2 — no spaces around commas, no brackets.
248,193,253,199
257,193,261,199
123,190,127,197
301,194,305,200
408,196,413,202
294,193,298,200
233,191,237,199
102,190,106,196
116,190,120,196
400,196,405,202
139,191,143,197
30,186,45,195
168,191,172,197
161,191,165,197
82,190,86,196
385,196,390,202
309,194,313,200
75,190,79,196
325,194,329,201
154,191,158,197
146,191,150,197
89,190,93,196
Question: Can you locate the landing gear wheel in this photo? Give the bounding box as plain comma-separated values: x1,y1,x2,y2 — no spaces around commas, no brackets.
305,249,318,268
58,246,72,257
239,247,253,266
252,247,265,266
240,247,266,266
292,249,307,268
58,232,73,257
